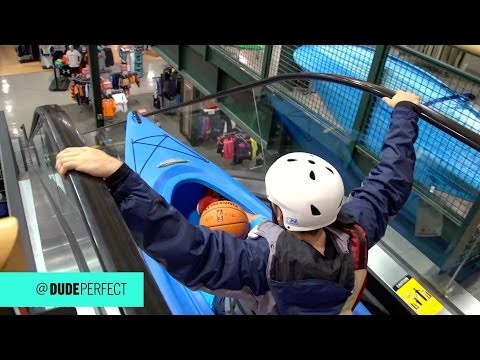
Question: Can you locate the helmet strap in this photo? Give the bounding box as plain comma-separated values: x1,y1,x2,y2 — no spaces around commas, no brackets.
269,202,284,229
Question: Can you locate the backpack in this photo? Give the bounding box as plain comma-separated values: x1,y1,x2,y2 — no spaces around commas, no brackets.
214,211,368,315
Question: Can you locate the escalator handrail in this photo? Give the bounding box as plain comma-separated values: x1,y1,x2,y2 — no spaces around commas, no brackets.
28,105,171,315
141,72,480,152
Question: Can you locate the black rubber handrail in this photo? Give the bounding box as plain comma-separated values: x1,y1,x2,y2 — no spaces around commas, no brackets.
142,73,480,152
28,105,171,315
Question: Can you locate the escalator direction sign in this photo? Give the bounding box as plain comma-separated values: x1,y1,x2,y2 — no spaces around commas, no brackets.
393,275,443,315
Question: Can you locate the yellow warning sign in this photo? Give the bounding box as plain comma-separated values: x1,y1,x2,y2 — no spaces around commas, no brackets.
393,276,443,315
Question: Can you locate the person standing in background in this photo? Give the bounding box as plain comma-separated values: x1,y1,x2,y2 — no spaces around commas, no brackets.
97,45,106,72
66,45,81,78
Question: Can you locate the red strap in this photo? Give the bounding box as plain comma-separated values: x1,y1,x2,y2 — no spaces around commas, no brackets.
343,224,368,270
343,224,369,308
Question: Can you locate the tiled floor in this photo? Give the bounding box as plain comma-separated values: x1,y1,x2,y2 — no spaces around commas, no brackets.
0,45,49,76
0,45,168,137
62,92,155,134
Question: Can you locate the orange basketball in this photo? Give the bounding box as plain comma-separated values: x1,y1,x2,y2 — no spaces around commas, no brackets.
199,200,249,239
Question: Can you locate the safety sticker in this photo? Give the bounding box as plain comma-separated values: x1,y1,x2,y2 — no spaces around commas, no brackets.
393,275,444,315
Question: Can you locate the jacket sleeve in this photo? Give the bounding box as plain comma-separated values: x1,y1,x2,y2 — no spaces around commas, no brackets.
109,168,270,296
341,103,419,248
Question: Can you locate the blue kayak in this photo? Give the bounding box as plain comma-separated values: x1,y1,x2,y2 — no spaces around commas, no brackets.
123,112,371,315
293,45,480,202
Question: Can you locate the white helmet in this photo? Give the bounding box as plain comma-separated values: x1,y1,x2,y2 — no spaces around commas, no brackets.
265,152,345,231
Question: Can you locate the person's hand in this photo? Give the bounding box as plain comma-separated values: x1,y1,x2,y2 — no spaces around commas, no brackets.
56,146,123,178
382,90,420,108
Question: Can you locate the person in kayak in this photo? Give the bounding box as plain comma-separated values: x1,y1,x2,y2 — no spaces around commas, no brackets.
55,90,420,315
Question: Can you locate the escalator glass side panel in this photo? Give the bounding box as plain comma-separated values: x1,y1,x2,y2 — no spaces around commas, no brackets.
28,123,102,273
30,105,171,315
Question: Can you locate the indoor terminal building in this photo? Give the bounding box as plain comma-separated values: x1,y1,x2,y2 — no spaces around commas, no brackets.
1,44,480,315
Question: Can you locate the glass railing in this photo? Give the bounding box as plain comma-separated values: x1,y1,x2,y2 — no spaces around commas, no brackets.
0,112,36,272
84,73,478,313
82,121,127,161
27,119,96,273
19,105,171,315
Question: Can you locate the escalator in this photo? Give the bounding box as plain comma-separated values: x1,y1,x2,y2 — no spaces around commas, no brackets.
0,106,171,315
2,73,480,315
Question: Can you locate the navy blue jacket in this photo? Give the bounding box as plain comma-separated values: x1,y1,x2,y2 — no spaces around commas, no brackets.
109,103,419,313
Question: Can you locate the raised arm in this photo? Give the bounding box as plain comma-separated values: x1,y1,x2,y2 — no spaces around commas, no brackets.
55,148,270,296
341,91,420,248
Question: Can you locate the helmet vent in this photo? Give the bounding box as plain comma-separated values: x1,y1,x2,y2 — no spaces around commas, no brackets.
308,160,315,164
287,159,297,162
309,171,315,180
311,205,321,216
325,167,334,174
